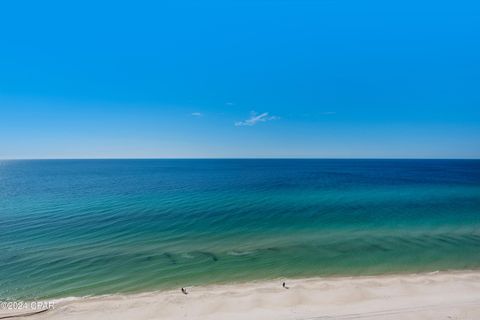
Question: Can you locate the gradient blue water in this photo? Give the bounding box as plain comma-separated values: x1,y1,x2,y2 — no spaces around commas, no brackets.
1,159,480,299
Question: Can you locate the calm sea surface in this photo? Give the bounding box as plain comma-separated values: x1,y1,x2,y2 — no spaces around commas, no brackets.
1,159,480,299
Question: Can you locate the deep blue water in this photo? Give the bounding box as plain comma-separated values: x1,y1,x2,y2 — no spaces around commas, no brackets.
1,159,480,299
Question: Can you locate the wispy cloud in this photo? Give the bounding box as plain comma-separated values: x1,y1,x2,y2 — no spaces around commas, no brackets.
321,111,336,115
235,111,278,127
225,102,235,106
191,112,203,117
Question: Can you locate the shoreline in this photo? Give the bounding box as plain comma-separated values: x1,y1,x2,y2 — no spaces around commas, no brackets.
3,270,480,319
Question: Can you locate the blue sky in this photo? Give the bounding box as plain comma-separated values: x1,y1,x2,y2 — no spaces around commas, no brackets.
1,0,479,159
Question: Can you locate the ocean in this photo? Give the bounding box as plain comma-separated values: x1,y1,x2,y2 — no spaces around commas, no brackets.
1,159,479,299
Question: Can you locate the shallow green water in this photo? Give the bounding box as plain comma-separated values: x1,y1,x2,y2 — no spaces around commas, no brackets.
1,159,479,299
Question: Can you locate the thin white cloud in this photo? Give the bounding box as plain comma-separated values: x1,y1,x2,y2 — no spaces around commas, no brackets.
225,102,235,106
191,112,203,116
235,111,278,127
321,111,336,115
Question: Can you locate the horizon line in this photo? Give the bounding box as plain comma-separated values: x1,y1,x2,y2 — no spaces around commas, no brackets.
1,157,479,161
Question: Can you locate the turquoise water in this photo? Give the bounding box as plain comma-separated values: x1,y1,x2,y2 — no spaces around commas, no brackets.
1,159,480,299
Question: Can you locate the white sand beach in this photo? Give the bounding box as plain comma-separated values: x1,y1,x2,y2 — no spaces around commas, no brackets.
4,271,480,320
